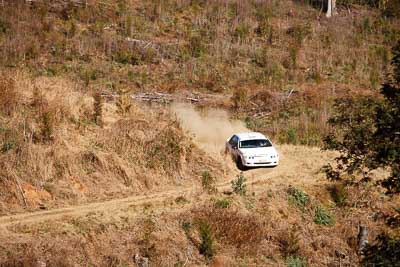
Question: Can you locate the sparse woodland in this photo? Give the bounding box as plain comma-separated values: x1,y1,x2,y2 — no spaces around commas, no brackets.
0,0,399,266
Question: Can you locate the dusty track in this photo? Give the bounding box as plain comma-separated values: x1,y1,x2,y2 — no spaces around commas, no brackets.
0,104,334,233
0,144,332,233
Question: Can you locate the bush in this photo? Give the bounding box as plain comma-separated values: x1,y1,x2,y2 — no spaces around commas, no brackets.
314,206,334,226
324,41,400,193
194,206,264,249
288,186,309,212
198,221,215,260
146,122,184,176
1,141,15,153
0,126,19,154
279,226,301,257
231,172,247,196
287,256,308,267
362,234,400,266
181,221,191,233
286,127,298,144
214,198,230,209
233,22,250,42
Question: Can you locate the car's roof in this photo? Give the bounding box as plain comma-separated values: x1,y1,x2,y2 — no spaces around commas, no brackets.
235,132,268,141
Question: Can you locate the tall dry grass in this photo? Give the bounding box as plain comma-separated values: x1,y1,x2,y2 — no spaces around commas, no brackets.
0,0,398,147
0,71,222,213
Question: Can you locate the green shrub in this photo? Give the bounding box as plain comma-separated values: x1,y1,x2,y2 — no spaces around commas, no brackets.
198,221,215,260
181,221,191,233
363,234,400,266
215,199,230,209
279,226,301,257
175,196,189,205
286,127,298,144
287,256,308,267
231,172,247,196
233,22,250,42
1,141,15,153
288,186,309,211
188,33,206,58
146,123,184,176
314,206,334,226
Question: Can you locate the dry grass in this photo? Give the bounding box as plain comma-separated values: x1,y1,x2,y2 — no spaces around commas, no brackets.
0,0,398,146
192,204,266,250
0,166,398,266
0,74,20,116
0,1,398,266
0,71,222,214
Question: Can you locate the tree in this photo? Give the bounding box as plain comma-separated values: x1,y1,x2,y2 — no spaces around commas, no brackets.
325,40,400,264
373,40,400,193
324,40,400,193
326,0,337,18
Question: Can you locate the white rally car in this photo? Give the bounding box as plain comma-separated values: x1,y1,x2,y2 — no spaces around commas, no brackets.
225,132,279,170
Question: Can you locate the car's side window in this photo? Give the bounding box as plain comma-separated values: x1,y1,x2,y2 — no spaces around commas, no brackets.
229,135,238,147
232,136,239,148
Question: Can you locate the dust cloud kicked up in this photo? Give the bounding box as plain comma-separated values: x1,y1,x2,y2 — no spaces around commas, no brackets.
171,103,248,159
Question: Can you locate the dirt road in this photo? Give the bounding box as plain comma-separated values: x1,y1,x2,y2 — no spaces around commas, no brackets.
0,104,334,233
0,145,332,233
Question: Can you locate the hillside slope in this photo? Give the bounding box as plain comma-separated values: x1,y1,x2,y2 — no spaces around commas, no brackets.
0,1,399,266
0,0,399,143
0,72,224,215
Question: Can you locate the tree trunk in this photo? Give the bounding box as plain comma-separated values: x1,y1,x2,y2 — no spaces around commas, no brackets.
326,0,337,18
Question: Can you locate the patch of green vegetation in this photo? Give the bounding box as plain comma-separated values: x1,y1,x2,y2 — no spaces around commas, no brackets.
181,221,191,233
1,141,15,153
288,186,309,211
175,196,189,205
202,170,216,193
214,198,230,209
287,256,308,267
314,206,334,226
198,221,215,260
231,172,247,196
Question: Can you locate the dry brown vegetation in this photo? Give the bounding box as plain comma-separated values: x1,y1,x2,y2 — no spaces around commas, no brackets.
0,0,399,266
0,0,398,144
0,72,222,214
1,181,398,266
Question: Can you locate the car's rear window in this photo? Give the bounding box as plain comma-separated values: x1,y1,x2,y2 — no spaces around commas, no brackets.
239,139,272,148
